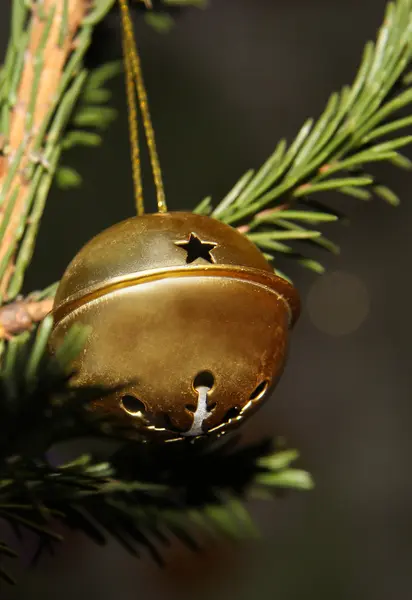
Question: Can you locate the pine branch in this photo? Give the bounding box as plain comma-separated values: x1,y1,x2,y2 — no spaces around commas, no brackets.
198,0,412,275
0,296,52,340
0,319,312,585
0,0,116,302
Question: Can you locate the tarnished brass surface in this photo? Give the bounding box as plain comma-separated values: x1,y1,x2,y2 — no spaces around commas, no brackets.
50,212,300,441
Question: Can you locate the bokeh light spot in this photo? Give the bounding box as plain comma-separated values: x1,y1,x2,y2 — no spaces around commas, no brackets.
307,270,370,336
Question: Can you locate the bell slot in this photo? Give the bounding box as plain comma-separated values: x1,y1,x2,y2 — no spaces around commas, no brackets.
192,370,216,414
223,406,241,422
120,395,146,416
249,379,270,401
181,371,216,437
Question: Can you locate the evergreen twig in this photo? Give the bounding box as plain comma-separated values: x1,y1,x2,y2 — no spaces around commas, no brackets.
196,0,412,275
0,0,116,301
0,295,52,340
0,319,312,585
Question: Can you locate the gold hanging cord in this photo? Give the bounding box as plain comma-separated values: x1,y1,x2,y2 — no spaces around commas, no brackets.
118,0,167,214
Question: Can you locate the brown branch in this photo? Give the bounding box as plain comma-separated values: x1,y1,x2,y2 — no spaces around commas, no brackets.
0,0,88,297
0,296,53,339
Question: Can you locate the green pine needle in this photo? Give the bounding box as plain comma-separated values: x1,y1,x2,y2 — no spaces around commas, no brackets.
56,61,122,195
144,13,175,33
55,166,83,190
200,0,412,275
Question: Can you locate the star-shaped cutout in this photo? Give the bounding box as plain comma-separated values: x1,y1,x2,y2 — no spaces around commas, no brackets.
175,232,217,264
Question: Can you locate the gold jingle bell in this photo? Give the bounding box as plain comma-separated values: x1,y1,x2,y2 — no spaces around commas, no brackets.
50,212,300,442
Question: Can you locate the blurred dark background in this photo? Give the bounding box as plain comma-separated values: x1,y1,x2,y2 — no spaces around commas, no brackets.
1,0,412,599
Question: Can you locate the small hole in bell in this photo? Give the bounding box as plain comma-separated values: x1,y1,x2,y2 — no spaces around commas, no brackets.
223,406,240,422
193,371,215,390
249,379,270,401
120,395,146,416
185,404,197,413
